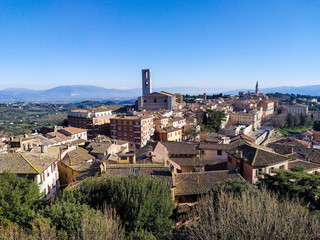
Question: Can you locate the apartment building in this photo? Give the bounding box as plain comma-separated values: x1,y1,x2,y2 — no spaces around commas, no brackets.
170,117,186,129
68,106,114,139
154,115,169,131
110,115,154,151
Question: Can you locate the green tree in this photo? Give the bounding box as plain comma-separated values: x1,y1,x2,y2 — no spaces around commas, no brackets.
203,109,226,132
0,172,41,227
286,113,294,128
300,114,307,126
41,201,124,240
59,175,174,234
259,169,320,209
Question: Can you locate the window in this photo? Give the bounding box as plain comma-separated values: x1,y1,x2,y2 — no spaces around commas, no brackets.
217,150,222,156
144,100,146,103
154,98,157,103
227,156,232,163
279,165,285,169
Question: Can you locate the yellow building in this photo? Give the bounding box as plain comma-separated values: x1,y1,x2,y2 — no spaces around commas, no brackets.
155,127,182,142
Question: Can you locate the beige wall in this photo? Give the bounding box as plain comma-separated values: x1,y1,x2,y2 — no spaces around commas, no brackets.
201,149,227,161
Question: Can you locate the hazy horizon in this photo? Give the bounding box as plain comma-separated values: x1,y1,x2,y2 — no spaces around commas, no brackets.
1,1,320,90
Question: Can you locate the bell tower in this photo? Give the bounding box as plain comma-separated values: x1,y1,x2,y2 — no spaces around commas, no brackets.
255,81,259,95
142,69,152,96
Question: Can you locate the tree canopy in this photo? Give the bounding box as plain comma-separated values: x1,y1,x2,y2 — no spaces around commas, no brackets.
202,109,226,132
59,174,174,235
0,172,41,227
259,168,320,209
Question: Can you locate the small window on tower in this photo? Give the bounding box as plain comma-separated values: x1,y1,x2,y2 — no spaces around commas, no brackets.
145,81,148,87
154,98,157,103
146,71,148,79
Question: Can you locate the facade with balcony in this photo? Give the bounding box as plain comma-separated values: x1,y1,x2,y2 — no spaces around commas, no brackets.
110,115,154,151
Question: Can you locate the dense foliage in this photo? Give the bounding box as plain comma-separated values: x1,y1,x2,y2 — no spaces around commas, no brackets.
259,168,320,210
202,109,226,132
59,175,174,235
175,189,320,240
0,172,41,227
286,113,310,129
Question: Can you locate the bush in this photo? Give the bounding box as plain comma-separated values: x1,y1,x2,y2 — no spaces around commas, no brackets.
0,172,41,227
178,189,320,240
59,175,174,234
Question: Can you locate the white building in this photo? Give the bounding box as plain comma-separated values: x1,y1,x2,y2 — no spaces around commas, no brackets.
59,127,88,141
0,145,60,201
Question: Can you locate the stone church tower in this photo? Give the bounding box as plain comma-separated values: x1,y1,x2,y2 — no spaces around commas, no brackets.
255,81,259,94
142,69,152,96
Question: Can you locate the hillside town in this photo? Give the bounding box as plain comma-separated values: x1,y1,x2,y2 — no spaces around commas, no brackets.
1,69,320,210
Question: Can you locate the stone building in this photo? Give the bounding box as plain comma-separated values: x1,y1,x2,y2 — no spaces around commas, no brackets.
287,104,308,116
137,69,184,111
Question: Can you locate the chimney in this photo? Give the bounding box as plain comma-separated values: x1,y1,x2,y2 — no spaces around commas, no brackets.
24,134,28,138
41,145,48,153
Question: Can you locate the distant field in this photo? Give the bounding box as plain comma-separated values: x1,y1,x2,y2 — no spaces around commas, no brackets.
0,102,128,136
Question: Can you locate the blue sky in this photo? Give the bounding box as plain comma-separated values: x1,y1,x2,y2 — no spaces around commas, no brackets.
1,0,319,90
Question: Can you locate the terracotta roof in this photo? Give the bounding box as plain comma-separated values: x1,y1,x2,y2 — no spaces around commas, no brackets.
89,142,113,154
162,142,199,156
171,157,224,167
60,127,87,135
230,134,255,143
274,138,312,148
268,143,320,165
227,143,289,167
23,147,59,172
61,147,95,171
46,132,71,141
288,160,320,171
199,143,230,150
174,170,242,196
160,127,181,133
0,153,39,174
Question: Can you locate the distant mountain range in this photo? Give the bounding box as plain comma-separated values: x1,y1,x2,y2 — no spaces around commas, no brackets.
1,84,320,103
224,85,320,96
